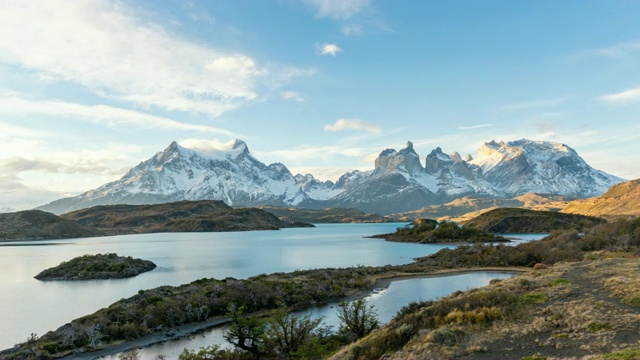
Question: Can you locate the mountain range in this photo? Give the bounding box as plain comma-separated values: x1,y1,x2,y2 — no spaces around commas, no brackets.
37,139,625,215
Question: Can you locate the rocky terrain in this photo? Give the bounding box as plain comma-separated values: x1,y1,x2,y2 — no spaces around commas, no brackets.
34,253,156,281
464,208,606,233
0,210,103,241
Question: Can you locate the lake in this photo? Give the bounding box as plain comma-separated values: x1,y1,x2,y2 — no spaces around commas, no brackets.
0,223,544,351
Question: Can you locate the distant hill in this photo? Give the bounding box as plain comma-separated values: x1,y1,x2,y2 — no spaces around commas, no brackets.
464,208,606,233
61,200,300,235
561,178,640,218
395,193,571,221
257,206,393,223
0,210,103,241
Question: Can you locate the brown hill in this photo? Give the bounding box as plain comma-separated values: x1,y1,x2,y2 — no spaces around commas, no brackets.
395,193,570,222
61,200,299,235
464,207,605,233
258,206,393,223
0,210,103,241
561,178,640,217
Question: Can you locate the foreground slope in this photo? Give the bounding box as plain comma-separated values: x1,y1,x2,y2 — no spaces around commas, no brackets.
61,200,293,234
562,178,640,217
0,210,103,241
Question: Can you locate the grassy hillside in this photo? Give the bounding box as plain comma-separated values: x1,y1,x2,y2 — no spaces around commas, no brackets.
61,200,302,235
562,178,640,217
0,210,103,241
464,207,605,233
35,253,156,281
257,205,393,223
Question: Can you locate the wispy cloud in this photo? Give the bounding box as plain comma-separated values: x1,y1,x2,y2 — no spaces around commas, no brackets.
282,91,305,102
458,124,494,130
317,43,343,56
0,96,235,136
0,157,124,176
0,1,268,116
303,0,371,20
599,87,640,103
324,118,381,133
342,24,364,36
494,98,566,113
592,41,640,58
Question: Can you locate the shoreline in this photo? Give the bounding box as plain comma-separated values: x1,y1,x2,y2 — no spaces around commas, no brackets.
63,267,527,360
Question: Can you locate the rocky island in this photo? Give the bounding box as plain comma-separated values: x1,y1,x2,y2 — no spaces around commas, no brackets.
34,253,156,281
372,218,508,244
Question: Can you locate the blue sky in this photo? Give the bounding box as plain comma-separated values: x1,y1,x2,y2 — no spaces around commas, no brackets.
1,0,640,210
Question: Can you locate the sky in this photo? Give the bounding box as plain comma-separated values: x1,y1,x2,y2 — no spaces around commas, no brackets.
1,0,640,210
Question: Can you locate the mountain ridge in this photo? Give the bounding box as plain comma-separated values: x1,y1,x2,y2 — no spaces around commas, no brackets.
37,138,624,215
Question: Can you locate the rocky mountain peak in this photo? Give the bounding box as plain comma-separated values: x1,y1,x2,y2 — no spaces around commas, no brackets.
465,154,473,162
374,141,423,175
450,151,463,162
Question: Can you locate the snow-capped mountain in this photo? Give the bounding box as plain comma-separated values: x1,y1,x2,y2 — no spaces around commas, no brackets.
321,142,501,214
294,174,343,200
470,139,624,198
38,140,309,214
37,138,625,216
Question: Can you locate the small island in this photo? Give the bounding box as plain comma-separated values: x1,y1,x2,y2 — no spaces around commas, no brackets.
371,218,509,243
34,253,156,281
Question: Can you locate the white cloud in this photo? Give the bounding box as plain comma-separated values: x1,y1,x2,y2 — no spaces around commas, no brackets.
303,0,371,20
494,98,566,112
0,122,52,138
282,91,305,102
324,118,381,133
317,43,343,56
0,96,235,136
593,41,640,58
342,24,364,36
0,0,267,116
457,124,494,130
599,87,640,103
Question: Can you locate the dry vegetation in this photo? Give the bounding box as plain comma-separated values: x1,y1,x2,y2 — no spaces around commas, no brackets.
331,256,640,360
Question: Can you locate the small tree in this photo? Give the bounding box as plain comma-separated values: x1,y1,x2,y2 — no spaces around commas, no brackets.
336,299,379,342
223,304,266,359
264,309,323,360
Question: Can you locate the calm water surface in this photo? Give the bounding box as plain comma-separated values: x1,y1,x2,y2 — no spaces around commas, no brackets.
0,222,439,349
